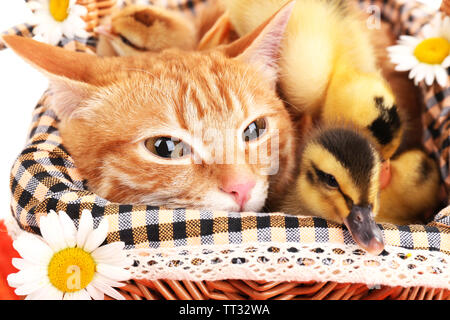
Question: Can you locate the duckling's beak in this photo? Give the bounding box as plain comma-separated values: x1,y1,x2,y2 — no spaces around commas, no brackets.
343,205,385,255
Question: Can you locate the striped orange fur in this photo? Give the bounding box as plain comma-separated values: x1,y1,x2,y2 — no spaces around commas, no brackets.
2,2,296,212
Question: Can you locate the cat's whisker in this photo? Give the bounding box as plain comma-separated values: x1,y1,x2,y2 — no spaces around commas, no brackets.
121,67,157,79
237,65,252,96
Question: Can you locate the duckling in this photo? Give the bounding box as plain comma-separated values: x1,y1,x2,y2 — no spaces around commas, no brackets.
95,4,197,56
279,126,385,255
280,126,442,253
377,149,442,225
224,0,404,160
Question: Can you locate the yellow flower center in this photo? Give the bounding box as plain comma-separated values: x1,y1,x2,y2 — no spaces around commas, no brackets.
414,37,450,64
47,247,96,293
49,0,70,22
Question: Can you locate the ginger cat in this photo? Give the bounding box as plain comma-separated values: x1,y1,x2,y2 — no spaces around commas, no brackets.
2,3,296,212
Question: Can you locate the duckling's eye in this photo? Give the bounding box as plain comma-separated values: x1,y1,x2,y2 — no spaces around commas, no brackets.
144,137,191,159
119,34,146,51
242,118,267,142
326,174,339,188
315,168,339,189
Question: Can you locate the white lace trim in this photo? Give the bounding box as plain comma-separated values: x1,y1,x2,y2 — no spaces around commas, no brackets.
126,243,449,289
4,217,449,289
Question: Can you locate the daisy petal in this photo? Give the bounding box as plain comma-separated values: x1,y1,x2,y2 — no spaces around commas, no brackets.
24,285,51,300
421,24,438,38
13,235,53,265
399,35,421,47
76,210,94,249
91,279,126,300
58,211,77,248
75,28,89,39
14,278,48,296
393,56,419,71
48,28,63,46
7,273,25,288
435,66,448,87
83,218,109,253
442,56,450,68
40,285,64,300
395,64,414,72
96,263,131,282
61,23,76,39
11,258,36,271
91,242,125,261
39,211,67,251
387,46,413,55
93,273,127,288
72,289,92,300
96,256,133,268
409,65,420,80
8,266,46,286
86,283,105,300
425,68,435,86
413,64,428,84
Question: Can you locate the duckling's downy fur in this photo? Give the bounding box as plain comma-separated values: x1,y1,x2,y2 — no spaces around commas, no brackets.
377,149,442,225
279,125,386,254
225,0,403,160
280,126,380,223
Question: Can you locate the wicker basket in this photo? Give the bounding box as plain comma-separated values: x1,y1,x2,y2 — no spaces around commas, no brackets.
1,0,450,300
77,0,116,31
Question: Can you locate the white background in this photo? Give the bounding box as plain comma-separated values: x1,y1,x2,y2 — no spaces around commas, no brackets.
0,0,443,220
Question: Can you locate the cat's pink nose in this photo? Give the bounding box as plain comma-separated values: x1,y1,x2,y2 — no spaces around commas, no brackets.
220,178,256,209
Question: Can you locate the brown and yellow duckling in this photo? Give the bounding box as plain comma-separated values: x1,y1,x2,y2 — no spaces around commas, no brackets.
377,149,442,225
280,126,385,255
280,126,442,254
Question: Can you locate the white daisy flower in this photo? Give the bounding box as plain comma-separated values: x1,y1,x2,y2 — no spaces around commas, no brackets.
7,210,132,300
27,0,89,45
387,12,450,87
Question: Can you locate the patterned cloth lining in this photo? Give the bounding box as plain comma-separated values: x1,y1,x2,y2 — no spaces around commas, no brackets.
2,0,450,255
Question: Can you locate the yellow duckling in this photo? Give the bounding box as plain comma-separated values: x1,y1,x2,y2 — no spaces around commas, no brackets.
224,0,404,160
280,126,385,255
280,126,442,254
96,4,197,56
377,149,442,225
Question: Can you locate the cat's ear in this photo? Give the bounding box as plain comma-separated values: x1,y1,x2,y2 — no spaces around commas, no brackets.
1,35,101,118
221,1,295,85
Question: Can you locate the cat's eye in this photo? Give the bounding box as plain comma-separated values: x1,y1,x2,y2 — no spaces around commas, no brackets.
144,137,191,159
315,167,339,189
242,118,267,142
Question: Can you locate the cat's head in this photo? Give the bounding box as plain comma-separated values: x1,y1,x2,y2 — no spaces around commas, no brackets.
3,2,295,212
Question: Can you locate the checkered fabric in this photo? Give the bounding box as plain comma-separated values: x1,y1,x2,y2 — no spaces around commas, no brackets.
3,0,450,254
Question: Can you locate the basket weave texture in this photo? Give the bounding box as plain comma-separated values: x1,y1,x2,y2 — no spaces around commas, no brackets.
1,0,450,300
77,0,116,31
